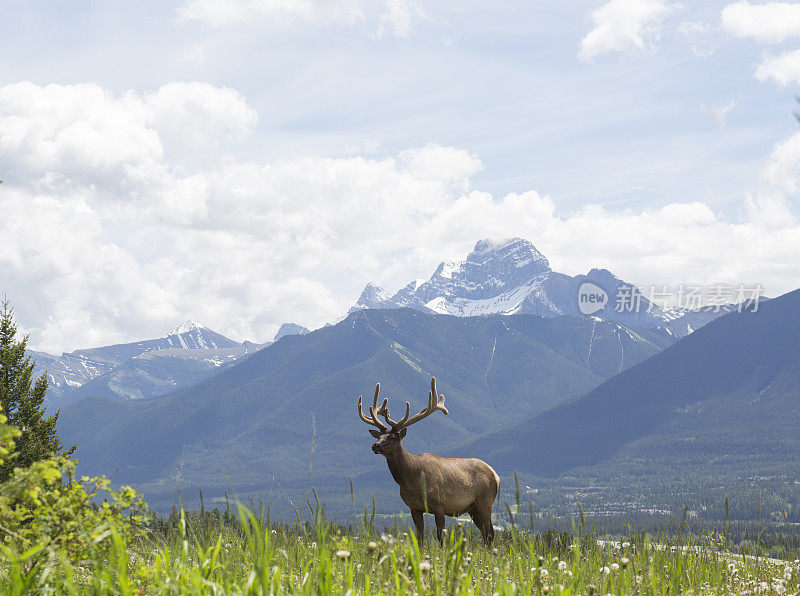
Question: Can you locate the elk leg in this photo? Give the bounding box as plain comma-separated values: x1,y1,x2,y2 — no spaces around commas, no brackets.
434,512,445,545
410,508,424,545
469,507,495,546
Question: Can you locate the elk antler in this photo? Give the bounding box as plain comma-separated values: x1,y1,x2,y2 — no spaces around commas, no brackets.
357,383,389,432
379,377,448,431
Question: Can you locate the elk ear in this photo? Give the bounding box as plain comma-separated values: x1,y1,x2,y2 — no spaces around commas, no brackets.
399,427,407,438
369,429,382,438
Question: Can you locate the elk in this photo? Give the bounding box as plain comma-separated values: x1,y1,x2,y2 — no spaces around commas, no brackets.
357,377,499,545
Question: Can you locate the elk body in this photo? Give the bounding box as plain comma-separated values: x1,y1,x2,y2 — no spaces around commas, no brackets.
357,377,499,545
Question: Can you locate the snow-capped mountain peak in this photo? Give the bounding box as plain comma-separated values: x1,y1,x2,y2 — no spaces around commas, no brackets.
274,323,310,341
406,238,552,303
166,321,239,350
33,321,243,408
471,237,548,265
172,320,208,335
349,237,671,329
350,282,397,313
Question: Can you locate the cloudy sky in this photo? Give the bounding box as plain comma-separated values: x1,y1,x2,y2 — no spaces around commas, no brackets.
2,0,800,352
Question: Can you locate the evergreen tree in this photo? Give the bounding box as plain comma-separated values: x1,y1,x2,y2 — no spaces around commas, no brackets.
0,297,72,481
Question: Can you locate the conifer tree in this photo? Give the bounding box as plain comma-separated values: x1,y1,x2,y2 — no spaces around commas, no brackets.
0,297,71,481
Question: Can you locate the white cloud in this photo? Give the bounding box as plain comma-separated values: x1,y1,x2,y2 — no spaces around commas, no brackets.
1,81,799,353
756,48,800,84
579,0,673,61
0,81,255,190
0,82,163,188
144,82,257,158
762,128,800,192
722,1,800,44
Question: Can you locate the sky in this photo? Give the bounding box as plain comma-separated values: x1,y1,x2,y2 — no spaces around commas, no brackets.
2,0,800,353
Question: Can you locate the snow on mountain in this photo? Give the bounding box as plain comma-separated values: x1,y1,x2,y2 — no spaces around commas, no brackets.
64,341,268,403
349,283,398,313
273,323,311,341
165,320,238,350
32,322,249,408
656,299,768,339
350,238,671,329
173,320,207,335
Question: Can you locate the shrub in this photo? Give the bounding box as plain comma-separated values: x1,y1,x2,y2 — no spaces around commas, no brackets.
0,414,148,586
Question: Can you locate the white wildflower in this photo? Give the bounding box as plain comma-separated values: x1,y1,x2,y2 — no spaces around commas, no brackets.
419,560,432,573
336,550,351,560
611,563,619,572
540,569,549,578
558,561,567,571
601,566,611,575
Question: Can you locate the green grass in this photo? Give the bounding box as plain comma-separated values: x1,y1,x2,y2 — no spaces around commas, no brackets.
4,499,800,594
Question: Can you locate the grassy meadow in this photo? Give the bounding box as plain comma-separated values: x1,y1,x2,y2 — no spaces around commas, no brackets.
4,497,800,595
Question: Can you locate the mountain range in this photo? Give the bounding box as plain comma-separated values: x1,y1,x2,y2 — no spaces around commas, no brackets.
461,289,798,478
57,308,672,511
41,235,788,516
35,238,731,411
33,321,268,409
351,238,674,329
353,238,762,347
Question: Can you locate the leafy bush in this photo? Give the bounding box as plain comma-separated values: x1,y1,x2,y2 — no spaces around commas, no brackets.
0,414,147,587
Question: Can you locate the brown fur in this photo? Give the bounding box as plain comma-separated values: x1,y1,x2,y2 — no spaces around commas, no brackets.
360,378,500,545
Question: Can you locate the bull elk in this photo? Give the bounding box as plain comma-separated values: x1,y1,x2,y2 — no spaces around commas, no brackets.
357,377,499,545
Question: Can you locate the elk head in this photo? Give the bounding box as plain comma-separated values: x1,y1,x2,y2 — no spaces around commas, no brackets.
357,377,449,455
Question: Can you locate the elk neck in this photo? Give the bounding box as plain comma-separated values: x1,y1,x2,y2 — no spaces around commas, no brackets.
382,441,415,485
